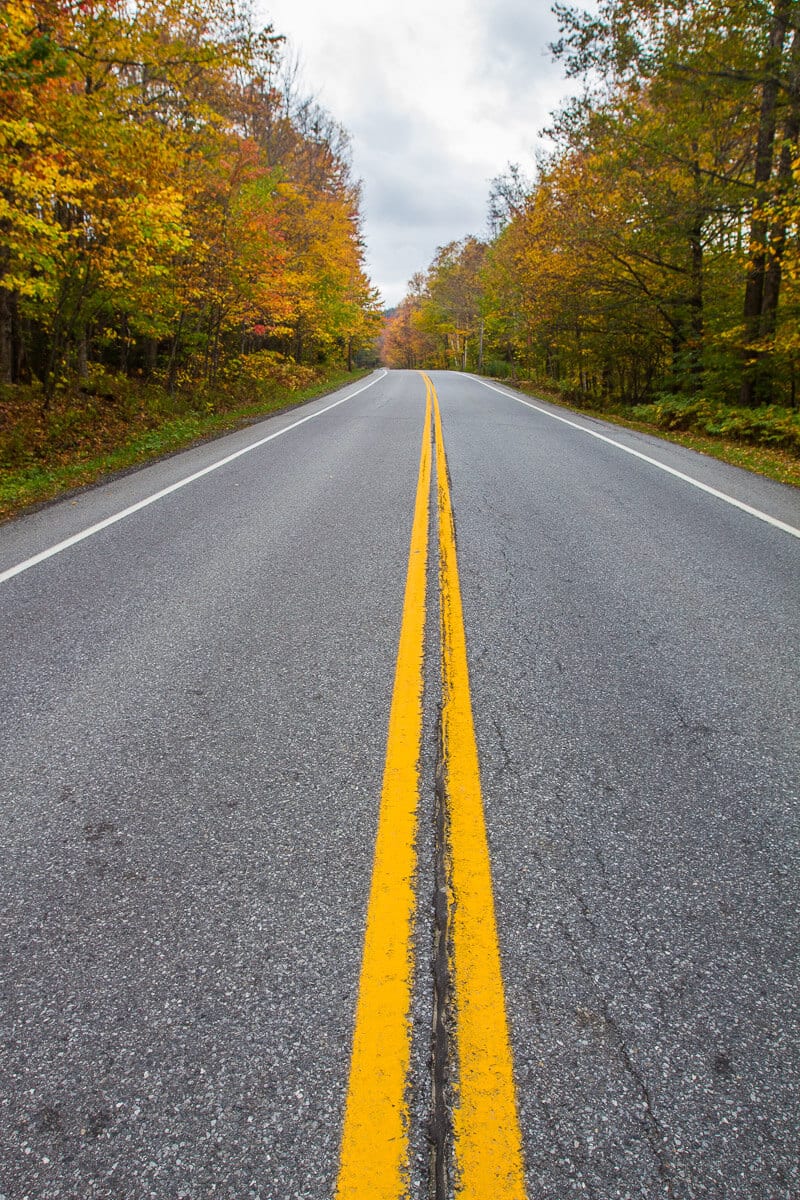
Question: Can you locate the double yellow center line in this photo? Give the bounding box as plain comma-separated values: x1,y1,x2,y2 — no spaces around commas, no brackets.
335,375,527,1199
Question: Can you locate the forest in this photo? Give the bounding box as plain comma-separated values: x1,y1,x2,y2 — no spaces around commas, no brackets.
382,0,800,457
0,0,381,510
4,0,800,510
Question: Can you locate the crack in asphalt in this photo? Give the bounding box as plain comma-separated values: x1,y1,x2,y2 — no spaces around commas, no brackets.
430,706,453,1200
559,914,678,1194
491,714,513,780
601,999,676,1196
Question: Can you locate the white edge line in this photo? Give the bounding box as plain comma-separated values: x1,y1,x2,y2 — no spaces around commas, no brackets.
0,370,388,585
470,376,800,541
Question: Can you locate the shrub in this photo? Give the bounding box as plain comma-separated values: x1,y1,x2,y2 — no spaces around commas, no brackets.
629,397,800,453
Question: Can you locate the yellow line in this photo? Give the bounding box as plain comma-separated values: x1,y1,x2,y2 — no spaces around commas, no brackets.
334,384,432,1200
427,373,528,1199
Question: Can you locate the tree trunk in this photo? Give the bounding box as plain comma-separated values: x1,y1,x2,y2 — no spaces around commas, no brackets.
210,311,222,386
42,311,64,407
144,334,158,378
43,259,93,403
688,219,704,391
167,312,185,396
741,0,791,406
0,286,15,383
758,23,800,404
688,145,705,394
77,333,88,381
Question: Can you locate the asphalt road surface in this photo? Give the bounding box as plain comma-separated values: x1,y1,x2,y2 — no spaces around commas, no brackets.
1,369,798,1199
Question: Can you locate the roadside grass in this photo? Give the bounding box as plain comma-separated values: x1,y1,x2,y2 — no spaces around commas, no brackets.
0,366,370,522
511,381,800,489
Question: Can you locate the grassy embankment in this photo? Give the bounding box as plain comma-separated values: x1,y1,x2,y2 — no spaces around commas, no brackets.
510,381,800,489
0,360,371,522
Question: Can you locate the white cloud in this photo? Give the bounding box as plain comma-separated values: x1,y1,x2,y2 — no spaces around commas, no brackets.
257,0,579,305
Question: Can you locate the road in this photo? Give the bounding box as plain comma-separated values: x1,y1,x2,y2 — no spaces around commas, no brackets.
1,369,798,1199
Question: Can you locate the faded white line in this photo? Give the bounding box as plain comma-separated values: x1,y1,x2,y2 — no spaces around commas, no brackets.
0,371,387,585
471,376,800,540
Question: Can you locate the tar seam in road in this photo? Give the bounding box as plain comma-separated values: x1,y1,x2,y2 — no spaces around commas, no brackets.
431,702,453,1200
430,375,528,1199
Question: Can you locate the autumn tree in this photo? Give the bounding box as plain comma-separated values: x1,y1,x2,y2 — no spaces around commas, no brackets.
382,240,487,371
550,0,800,405
380,276,438,368
0,0,378,399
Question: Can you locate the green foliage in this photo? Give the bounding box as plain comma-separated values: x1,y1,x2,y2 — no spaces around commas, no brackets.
630,397,800,452
483,358,514,380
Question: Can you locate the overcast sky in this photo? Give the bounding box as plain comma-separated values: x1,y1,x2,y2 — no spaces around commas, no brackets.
256,1,583,307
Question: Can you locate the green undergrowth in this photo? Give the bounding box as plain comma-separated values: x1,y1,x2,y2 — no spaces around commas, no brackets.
0,363,370,521
510,382,800,489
